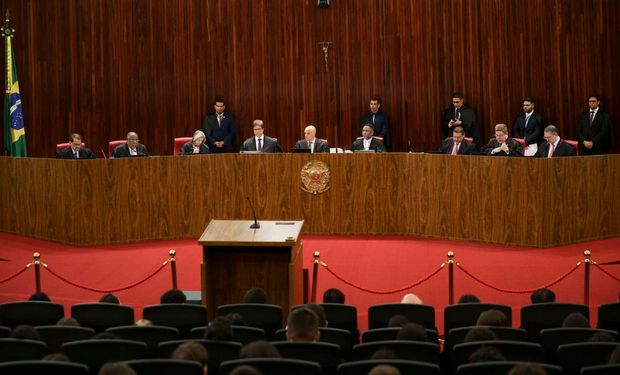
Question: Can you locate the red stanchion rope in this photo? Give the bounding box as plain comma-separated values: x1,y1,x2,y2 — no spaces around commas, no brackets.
456,262,581,294
0,265,30,283
43,261,168,293
320,262,446,294
593,263,620,282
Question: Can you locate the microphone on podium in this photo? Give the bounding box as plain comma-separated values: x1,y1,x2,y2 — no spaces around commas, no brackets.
246,197,260,229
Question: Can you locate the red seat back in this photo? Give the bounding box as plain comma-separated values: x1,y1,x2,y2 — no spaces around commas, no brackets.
173,137,192,155
108,140,126,157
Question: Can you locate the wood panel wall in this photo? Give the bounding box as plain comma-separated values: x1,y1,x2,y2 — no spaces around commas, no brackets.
1,154,618,247
0,0,618,157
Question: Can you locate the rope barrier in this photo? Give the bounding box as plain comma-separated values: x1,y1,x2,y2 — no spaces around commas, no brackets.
456,262,581,294
593,263,620,282
0,264,30,283
321,262,445,295
43,261,169,293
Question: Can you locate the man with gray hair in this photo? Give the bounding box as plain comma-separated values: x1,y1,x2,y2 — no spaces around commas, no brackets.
240,120,282,153
482,124,523,156
112,131,149,157
535,125,576,158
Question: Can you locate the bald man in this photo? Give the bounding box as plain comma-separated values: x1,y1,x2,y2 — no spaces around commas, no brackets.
292,125,329,153
112,132,150,157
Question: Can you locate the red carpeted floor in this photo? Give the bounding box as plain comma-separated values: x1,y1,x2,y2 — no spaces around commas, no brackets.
0,232,618,333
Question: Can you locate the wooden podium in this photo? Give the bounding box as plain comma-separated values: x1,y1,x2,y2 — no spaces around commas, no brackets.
198,220,304,319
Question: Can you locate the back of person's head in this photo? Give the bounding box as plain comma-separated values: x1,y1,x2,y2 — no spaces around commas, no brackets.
561,312,590,328
205,317,233,341
239,340,280,359
322,288,345,304
464,327,499,343
370,348,398,360
368,364,402,375
476,310,510,327
401,293,423,304
230,365,263,375
99,293,121,304
57,317,80,326
11,325,41,341
387,314,409,328
507,363,548,375
530,288,555,304
172,341,208,369
243,288,268,304
396,322,428,342
160,288,186,304
304,304,328,327
226,313,246,326
589,331,616,342
43,352,70,361
458,294,481,303
135,319,153,326
468,346,506,363
97,362,137,375
609,345,620,364
286,307,320,342
28,292,51,302
92,332,119,340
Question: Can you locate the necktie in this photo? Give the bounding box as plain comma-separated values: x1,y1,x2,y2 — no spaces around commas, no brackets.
257,138,262,152
309,141,314,153
74,151,78,159
548,143,555,158
525,114,531,128
217,115,222,127
451,143,459,155
372,114,376,125
454,108,458,119
589,111,594,125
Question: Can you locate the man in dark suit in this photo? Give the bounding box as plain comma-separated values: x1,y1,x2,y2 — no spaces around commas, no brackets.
292,125,330,153
239,119,282,153
442,92,479,143
360,97,390,147
535,125,576,157
440,126,475,155
56,133,96,159
202,98,238,153
576,94,611,155
112,132,149,157
513,97,545,156
482,124,523,156
351,124,386,152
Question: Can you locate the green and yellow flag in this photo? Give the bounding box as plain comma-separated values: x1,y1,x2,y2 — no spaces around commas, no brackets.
3,17,26,157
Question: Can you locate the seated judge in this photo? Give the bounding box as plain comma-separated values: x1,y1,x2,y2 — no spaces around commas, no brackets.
351,124,386,152
440,126,475,155
56,133,96,159
535,125,576,157
180,130,210,155
292,125,330,153
481,123,523,156
240,119,282,153
112,131,149,157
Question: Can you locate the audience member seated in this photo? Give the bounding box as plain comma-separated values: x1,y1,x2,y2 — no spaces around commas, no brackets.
468,346,506,363
99,293,121,304
56,133,96,159
239,340,281,359
396,323,427,342
387,315,410,328
205,316,234,341
28,291,51,302
370,348,398,360
531,288,556,304
463,327,499,343
10,324,41,341
181,130,210,155
112,132,150,157
323,288,345,304
286,307,320,342
304,304,328,327
98,362,137,375
160,289,187,304
476,310,510,327
368,364,401,375
226,313,246,326
458,294,481,303
43,352,70,361
135,319,153,326
172,341,209,375
507,363,548,375
230,365,263,375
610,346,620,364
57,317,80,326
589,331,616,342
92,332,119,340
562,312,590,328
400,293,423,304
244,288,268,304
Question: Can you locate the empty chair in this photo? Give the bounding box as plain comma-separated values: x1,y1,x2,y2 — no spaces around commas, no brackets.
220,358,321,375
0,360,89,375
444,303,513,334
338,359,441,375
581,364,620,375
190,325,265,346
35,325,95,352
107,325,180,356
320,304,360,344
0,301,64,328
216,304,282,339
125,359,203,375
0,338,47,362
362,327,439,344
71,303,135,332
556,342,620,375
61,339,147,374
0,326,10,338
452,340,544,370
540,327,618,362
143,303,208,338
445,326,527,352
456,361,562,375
273,341,342,375
521,302,589,341
368,303,436,330
598,302,620,334
158,339,241,375
352,340,441,364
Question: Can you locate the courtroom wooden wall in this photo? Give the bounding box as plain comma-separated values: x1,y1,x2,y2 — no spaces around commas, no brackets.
1,0,618,157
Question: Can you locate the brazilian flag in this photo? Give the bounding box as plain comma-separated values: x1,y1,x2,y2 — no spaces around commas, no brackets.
3,22,26,157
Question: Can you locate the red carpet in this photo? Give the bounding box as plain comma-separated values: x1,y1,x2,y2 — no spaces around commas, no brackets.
0,233,619,333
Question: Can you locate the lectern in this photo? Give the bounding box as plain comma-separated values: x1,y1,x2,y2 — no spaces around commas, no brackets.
198,220,304,320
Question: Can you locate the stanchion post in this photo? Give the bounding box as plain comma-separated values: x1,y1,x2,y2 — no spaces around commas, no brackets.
448,251,454,305
33,252,41,293
169,249,177,290
583,249,591,306
311,251,320,303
